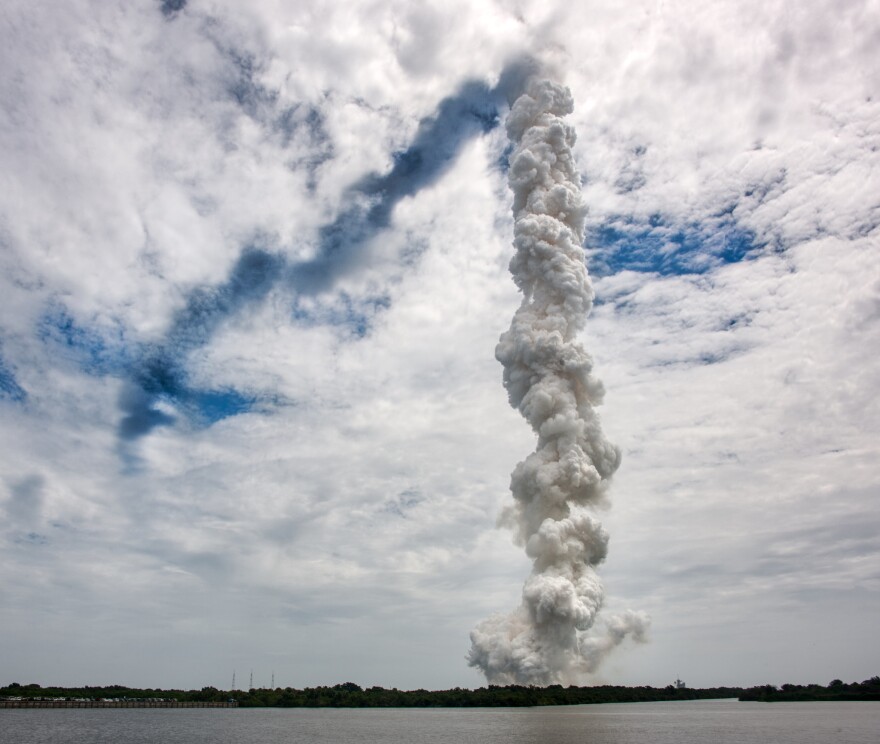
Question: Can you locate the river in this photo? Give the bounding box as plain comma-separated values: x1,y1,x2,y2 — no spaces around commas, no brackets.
1,699,878,744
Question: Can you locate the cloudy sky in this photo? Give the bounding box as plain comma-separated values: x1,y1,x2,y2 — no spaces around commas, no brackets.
2,0,878,691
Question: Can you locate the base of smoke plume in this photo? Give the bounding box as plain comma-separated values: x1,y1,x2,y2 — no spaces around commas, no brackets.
468,609,651,686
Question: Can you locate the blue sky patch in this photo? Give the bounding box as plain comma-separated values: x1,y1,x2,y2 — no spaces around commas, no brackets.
119,348,263,438
292,292,391,338
289,79,503,295
0,352,26,403
28,300,267,439
118,376,261,439
180,387,259,427
37,303,128,376
587,213,761,277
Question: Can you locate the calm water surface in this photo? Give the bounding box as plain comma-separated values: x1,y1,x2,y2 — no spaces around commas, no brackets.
2,700,878,744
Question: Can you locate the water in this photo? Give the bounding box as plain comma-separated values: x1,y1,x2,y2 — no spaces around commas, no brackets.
1,700,878,744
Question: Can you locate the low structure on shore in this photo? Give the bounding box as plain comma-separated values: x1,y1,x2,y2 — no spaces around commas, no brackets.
1,699,237,708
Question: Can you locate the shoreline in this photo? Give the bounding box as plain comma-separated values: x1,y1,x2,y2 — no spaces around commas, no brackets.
0,700,237,709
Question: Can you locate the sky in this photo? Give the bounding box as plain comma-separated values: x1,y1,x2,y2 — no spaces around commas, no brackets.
1,0,878,692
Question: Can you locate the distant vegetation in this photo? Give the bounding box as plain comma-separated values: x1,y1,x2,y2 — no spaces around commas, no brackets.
2,678,877,707
738,678,880,702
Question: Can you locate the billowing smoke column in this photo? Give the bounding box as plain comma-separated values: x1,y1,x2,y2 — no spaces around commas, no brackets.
468,76,649,685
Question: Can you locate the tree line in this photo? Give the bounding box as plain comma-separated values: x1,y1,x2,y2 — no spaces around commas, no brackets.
738,677,880,702
2,678,877,707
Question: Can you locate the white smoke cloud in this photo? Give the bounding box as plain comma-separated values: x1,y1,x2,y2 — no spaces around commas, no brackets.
468,76,648,685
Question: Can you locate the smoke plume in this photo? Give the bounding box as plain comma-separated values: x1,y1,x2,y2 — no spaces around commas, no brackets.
468,76,649,685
